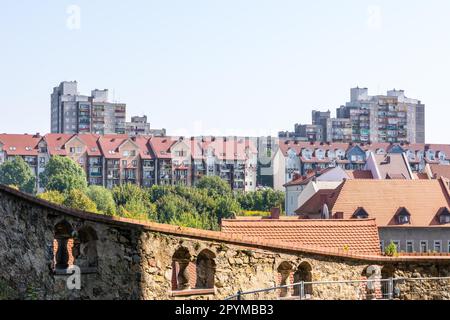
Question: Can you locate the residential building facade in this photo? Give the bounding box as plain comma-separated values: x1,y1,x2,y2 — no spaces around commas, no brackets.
279,87,425,144
51,81,127,135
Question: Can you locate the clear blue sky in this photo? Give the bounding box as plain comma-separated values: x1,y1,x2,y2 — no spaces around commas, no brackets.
1,1,449,142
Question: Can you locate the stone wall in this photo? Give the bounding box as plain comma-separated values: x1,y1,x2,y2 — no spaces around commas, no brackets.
1,185,450,300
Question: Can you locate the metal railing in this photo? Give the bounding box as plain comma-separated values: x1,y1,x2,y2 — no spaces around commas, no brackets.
225,276,450,300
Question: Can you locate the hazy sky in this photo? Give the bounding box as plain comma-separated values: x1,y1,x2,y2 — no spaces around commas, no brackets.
1,1,449,142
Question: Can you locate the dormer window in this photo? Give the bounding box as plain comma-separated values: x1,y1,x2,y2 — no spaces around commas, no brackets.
316,149,325,160
438,208,450,224
353,207,369,219
302,149,313,160
396,207,411,225
25,146,32,151
9,147,16,151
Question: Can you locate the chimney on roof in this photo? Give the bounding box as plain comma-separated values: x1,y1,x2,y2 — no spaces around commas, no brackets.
270,207,281,220
334,212,344,219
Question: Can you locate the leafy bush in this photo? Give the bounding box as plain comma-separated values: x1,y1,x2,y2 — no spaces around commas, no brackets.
384,241,398,257
86,186,116,216
63,189,98,213
236,189,285,212
240,210,271,217
37,190,65,205
195,176,232,197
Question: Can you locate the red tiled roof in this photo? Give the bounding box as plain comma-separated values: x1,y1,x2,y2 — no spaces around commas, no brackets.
149,137,176,159
296,189,339,215
221,218,381,255
374,153,412,179
0,134,41,156
77,134,102,156
97,135,130,159
413,172,430,180
345,170,373,179
430,164,450,180
44,134,75,156
133,136,154,160
297,179,450,227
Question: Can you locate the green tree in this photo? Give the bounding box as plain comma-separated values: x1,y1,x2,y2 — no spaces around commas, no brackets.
40,156,87,193
196,176,232,197
236,189,285,212
86,186,117,216
63,189,98,213
37,190,65,205
169,211,210,229
0,156,36,193
155,194,198,223
215,196,241,222
112,183,155,218
117,199,157,221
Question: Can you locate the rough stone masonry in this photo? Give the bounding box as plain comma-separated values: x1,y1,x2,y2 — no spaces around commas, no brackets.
1,185,450,300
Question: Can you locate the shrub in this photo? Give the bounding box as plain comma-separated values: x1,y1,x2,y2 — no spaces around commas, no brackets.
384,241,398,257
86,186,116,216
37,190,65,205
63,189,98,213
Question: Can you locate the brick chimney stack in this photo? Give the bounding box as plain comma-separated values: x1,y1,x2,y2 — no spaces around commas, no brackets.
271,207,281,219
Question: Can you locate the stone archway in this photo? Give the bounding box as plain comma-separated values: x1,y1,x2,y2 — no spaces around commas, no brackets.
53,220,74,271
172,247,192,291
74,226,98,270
195,249,216,289
277,261,293,298
293,261,313,297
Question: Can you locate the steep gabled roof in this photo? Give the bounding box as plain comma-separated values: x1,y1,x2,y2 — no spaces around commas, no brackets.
97,135,129,159
133,136,154,160
0,134,41,156
148,137,176,159
313,179,450,227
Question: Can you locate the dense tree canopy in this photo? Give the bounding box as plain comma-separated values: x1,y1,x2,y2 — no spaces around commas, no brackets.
34,173,285,231
236,188,284,212
86,186,117,216
0,157,36,193
63,189,97,213
39,156,87,193
195,176,232,197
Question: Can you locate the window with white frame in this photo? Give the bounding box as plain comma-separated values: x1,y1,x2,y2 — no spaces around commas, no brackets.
434,240,442,253
420,240,428,253
406,240,414,253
